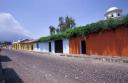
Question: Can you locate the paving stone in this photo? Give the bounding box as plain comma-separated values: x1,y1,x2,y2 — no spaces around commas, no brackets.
0,49,128,83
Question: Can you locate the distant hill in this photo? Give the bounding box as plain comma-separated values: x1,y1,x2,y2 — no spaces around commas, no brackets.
0,13,31,42
0,31,30,42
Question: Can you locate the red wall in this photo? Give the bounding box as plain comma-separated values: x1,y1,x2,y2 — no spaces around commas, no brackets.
86,27,128,56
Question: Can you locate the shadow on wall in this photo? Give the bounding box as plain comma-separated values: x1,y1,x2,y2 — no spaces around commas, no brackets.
0,55,23,83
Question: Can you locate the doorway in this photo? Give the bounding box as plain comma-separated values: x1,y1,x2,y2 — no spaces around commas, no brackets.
81,40,86,54
49,42,51,52
55,40,63,53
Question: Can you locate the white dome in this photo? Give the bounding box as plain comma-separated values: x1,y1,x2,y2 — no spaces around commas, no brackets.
104,7,123,19
106,7,121,13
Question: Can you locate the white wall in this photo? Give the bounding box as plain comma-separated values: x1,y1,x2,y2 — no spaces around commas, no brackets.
106,11,121,19
38,42,49,52
33,43,40,51
33,42,49,52
51,41,55,53
33,39,70,54
63,39,69,54
33,41,55,53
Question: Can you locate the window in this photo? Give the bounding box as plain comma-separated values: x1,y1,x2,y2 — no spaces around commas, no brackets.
49,42,51,52
111,14,114,17
37,43,39,49
117,13,120,16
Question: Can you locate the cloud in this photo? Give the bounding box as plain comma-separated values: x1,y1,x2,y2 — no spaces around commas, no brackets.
0,13,31,42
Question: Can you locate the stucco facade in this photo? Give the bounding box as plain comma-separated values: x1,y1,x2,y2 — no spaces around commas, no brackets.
86,26,128,56
69,26,128,56
33,42,49,52
14,26,128,57
12,39,36,51
33,39,69,54
13,42,34,51
69,37,80,54
63,39,69,54
69,37,86,54
39,42,49,52
51,41,55,53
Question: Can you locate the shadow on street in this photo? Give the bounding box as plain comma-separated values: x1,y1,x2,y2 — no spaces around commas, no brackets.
0,56,11,62
0,54,23,83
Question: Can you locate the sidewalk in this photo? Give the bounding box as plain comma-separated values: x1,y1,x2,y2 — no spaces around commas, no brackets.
11,48,128,64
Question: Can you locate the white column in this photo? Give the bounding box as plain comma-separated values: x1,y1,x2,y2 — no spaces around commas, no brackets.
63,39,69,54
51,41,55,53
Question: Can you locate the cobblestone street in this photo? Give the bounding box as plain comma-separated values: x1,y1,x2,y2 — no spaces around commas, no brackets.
0,49,128,83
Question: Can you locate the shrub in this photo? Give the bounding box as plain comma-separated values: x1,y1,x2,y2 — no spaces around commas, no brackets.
39,16,128,42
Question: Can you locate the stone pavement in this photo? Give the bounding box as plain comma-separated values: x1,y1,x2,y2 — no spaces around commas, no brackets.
0,49,128,83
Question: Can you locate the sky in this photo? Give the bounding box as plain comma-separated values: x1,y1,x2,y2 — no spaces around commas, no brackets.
0,0,128,41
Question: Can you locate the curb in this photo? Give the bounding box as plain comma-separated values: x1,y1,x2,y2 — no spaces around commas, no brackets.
66,54,128,63
34,52,128,64
8,49,128,64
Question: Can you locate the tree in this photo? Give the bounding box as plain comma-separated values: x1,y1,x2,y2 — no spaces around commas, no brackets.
56,28,60,34
58,16,76,32
65,16,75,28
49,25,55,35
58,17,65,32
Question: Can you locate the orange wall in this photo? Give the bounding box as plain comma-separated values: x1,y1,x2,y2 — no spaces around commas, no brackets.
69,37,81,54
69,37,86,54
86,27,128,56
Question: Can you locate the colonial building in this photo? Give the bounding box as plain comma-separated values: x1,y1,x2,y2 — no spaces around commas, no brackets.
13,39,37,51
33,39,69,54
13,7,128,57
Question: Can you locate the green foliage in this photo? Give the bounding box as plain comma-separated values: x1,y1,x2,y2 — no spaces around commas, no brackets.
38,36,51,42
105,18,121,29
122,16,128,26
59,16,76,32
39,16,128,42
49,26,56,35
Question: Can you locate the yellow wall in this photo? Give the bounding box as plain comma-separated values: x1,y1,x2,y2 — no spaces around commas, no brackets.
13,43,34,51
